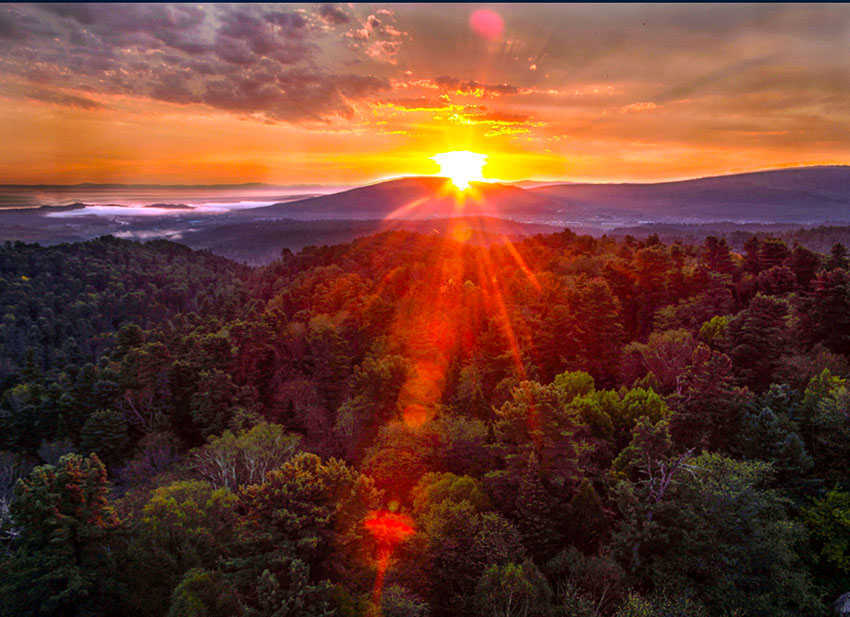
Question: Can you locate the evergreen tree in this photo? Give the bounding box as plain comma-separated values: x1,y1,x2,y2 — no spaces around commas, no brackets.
79,408,129,469
1,454,122,617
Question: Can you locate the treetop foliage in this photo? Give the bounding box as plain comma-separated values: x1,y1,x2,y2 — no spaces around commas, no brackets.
2,230,850,616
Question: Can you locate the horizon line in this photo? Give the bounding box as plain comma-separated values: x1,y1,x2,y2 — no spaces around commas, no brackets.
1,163,848,190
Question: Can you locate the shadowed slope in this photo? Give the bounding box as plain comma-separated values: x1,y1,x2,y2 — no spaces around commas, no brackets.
532,166,850,222
243,177,563,221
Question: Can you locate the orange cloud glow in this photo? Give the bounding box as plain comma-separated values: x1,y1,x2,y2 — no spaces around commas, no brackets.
0,3,847,184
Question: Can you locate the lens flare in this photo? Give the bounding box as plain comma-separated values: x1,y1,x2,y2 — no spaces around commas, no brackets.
431,151,487,190
365,511,415,613
470,9,504,40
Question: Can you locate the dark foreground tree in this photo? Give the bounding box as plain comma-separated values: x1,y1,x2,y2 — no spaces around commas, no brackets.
0,453,123,617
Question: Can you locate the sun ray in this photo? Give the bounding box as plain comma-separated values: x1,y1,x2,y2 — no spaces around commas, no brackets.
431,151,487,191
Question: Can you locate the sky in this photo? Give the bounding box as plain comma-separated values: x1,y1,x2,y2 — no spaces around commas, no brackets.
0,3,849,185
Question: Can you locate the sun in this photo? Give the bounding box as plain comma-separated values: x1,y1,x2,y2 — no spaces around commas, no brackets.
431,151,487,190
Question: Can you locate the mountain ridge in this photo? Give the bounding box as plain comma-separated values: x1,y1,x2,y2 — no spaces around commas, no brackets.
242,166,850,224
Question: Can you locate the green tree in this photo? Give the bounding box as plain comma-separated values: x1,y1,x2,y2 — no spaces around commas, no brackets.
796,269,850,354
190,369,253,439
403,481,524,616
806,488,850,576
568,277,624,382
732,402,813,486
494,380,588,496
79,408,128,468
228,452,381,609
411,472,492,517
474,560,553,617
726,294,789,390
614,593,708,617
702,236,735,276
248,562,335,617
798,370,850,484
546,547,625,617
335,354,408,458
1,453,122,617
565,478,608,553
167,568,242,617
127,480,238,617
828,243,848,270
381,585,430,617
612,453,819,617
668,344,750,450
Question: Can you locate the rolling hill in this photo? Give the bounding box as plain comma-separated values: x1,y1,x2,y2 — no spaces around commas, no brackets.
2,166,849,263
242,166,850,226
242,176,565,221
530,166,850,223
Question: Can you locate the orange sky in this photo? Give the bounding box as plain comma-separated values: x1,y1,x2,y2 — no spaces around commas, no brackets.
0,3,848,184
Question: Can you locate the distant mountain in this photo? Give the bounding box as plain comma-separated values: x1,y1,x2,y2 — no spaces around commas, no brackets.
531,166,850,223
145,203,194,210
0,182,293,189
2,166,849,255
510,180,564,189
244,167,850,225
243,176,564,221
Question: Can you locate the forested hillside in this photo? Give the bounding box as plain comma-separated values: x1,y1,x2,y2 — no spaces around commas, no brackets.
3,229,850,617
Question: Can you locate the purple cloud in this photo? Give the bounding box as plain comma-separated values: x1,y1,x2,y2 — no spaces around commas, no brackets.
0,4,391,123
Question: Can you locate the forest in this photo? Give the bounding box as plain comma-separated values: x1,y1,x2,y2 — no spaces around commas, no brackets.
2,228,850,617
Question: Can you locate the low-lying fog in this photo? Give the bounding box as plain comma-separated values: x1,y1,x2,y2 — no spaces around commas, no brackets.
0,184,348,216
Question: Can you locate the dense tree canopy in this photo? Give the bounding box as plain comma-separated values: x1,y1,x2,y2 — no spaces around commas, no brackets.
2,229,850,616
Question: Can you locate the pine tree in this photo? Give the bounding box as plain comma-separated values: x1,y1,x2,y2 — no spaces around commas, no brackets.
727,294,788,390
1,453,122,617
515,453,563,560
79,408,128,468
566,478,608,553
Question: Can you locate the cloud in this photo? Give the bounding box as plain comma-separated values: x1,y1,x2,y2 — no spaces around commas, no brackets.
318,4,352,26
0,11,21,40
345,9,408,63
0,4,391,123
433,76,518,97
16,86,104,110
654,55,783,104
1,1,850,174
378,97,453,112
454,108,543,134
620,101,658,113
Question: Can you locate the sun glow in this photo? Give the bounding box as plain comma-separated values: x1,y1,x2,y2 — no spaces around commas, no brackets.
431,151,487,190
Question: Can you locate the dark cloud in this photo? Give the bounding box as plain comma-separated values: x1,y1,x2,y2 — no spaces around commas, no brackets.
0,14,17,40
0,6,57,40
318,4,352,26
3,84,105,109
44,3,207,33
265,11,308,32
1,1,848,149
214,35,256,66
434,76,518,96
0,4,391,123
40,3,96,25
31,88,102,109
149,70,196,105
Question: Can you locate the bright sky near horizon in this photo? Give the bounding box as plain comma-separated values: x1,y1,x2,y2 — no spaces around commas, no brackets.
0,3,849,185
